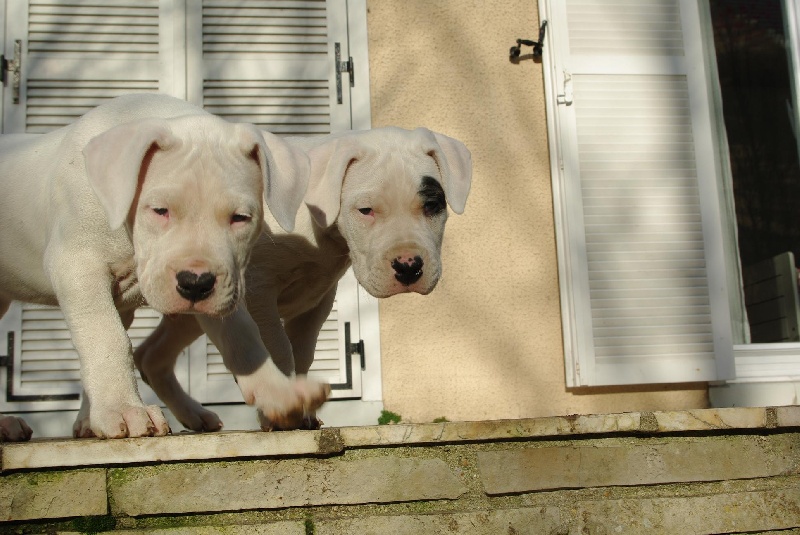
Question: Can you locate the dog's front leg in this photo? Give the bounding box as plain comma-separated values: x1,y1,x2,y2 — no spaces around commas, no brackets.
197,303,330,430
279,286,338,430
49,252,170,439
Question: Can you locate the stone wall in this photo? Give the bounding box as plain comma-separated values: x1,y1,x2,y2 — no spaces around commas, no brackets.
1,407,799,534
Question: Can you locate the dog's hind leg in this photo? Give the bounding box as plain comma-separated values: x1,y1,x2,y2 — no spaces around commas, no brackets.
134,315,223,432
285,287,338,378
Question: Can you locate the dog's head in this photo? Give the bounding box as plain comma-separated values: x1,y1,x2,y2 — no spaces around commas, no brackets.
305,127,472,298
83,114,309,316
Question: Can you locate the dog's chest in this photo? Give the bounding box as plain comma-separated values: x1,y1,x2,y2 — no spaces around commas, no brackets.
251,220,351,319
276,258,350,318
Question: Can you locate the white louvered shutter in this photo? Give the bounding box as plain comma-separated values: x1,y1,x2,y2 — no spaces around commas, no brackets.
186,0,363,402
0,305,166,400
2,0,180,132
542,0,735,386
0,0,187,411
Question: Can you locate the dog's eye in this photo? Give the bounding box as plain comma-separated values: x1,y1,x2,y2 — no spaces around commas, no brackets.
152,207,168,217
423,200,445,217
419,176,447,218
231,213,251,224
358,207,374,216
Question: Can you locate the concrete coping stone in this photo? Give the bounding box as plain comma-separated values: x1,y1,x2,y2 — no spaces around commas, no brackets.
2,405,797,471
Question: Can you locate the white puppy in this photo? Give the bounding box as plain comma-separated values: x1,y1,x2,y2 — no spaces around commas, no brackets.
134,127,472,431
0,93,330,439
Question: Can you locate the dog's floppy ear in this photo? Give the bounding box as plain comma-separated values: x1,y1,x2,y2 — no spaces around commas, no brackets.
418,128,472,214
83,118,176,231
304,136,365,228
243,128,309,232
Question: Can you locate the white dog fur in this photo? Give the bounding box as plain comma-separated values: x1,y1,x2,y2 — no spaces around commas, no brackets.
134,127,472,431
0,93,331,439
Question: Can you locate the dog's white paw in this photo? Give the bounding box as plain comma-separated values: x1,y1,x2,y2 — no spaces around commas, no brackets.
0,414,33,442
258,410,323,431
73,404,171,439
237,370,330,431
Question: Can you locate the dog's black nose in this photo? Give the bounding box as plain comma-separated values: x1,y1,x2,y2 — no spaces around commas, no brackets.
391,255,424,286
176,271,216,302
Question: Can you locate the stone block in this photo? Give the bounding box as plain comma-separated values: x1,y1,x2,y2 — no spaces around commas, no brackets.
575,485,800,534
479,434,798,494
314,508,564,535
654,407,766,432
0,469,106,521
777,406,800,427
110,455,467,516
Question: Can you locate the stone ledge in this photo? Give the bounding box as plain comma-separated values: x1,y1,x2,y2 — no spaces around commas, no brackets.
3,406,797,471
2,427,344,471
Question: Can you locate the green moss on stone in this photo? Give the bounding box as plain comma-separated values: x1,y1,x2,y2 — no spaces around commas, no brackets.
69,515,116,533
378,410,402,425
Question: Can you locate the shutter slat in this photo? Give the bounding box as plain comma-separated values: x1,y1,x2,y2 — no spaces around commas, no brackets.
204,308,342,382
566,0,683,56
15,304,163,395
25,0,160,133
202,0,327,56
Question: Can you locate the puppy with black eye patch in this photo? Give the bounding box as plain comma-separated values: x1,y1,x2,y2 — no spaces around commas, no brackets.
135,126,472,432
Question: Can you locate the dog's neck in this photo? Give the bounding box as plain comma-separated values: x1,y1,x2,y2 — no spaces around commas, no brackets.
312,219,348,256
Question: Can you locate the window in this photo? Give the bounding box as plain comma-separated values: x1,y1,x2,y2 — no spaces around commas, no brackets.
541,0,800,400
708,0,800,399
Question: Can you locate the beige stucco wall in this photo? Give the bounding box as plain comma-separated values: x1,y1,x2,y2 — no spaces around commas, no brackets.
366,1,708,422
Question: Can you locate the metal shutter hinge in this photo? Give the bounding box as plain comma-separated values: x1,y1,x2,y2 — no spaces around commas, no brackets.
1,40,22,104
335,42,354,105
345,321,365,370
350,339,365,371
331,322,364,391
0,332,12,368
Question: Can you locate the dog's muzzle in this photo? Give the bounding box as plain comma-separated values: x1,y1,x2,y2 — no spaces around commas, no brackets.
391,255,424,286
176,270,216,302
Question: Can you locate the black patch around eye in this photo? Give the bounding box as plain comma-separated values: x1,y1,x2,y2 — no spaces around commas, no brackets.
419,176,446,217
